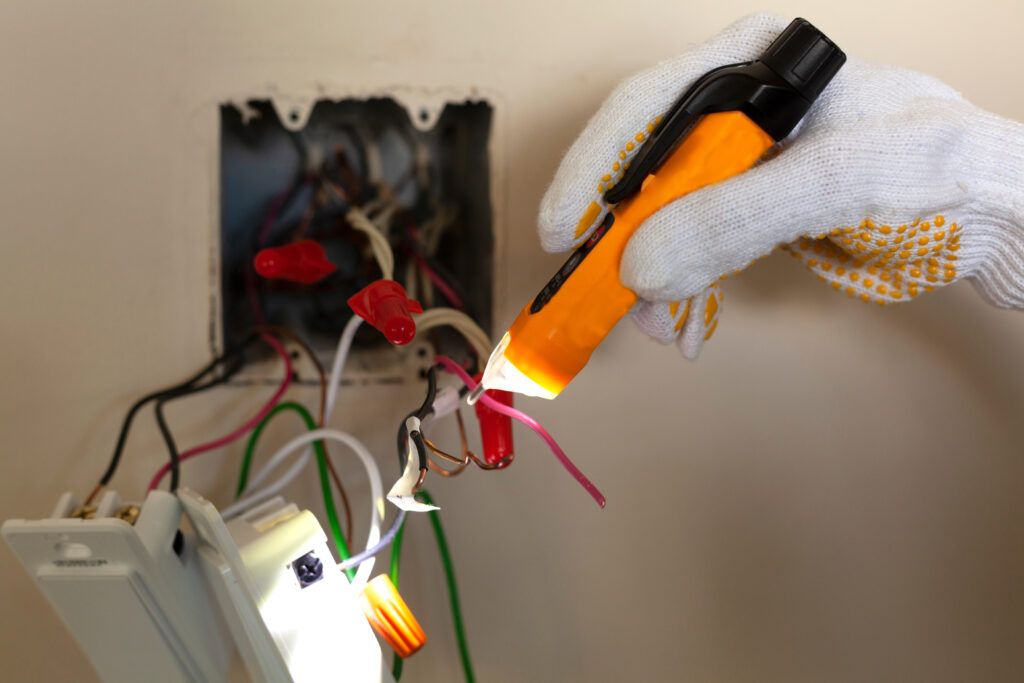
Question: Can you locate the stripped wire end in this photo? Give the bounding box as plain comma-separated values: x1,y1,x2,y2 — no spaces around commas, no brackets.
466,385,485,406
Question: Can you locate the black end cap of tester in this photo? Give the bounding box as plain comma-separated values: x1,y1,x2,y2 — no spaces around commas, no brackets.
760,18,846,104
604,17,846,204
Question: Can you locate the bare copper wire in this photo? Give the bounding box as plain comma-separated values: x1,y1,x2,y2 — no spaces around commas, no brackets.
423,409,515,474
83,482,103,507
425,441,469,476
469,450,515,470
412,467,428,493
425,410,470,476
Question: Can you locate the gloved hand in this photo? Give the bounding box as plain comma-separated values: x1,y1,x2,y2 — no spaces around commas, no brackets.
539,13,1024,358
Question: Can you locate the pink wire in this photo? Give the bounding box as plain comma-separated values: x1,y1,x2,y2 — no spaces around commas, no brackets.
257,178,311,245
415,255,465,310
245,266,266,325
147,333,293,491
434,355,606,508
405,224,465,310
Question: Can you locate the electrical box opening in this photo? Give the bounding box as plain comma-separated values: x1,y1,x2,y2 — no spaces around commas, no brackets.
218,96,493,379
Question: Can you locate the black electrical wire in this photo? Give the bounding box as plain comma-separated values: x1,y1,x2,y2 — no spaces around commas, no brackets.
395,365,438,473
100,368,212,487
94,332,261,491
418,365,438,420
409,428,429,474
395,409,420,473
154,356,246,492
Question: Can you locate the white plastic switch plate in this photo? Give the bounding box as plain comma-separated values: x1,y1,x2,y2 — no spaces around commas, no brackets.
2,491,234,682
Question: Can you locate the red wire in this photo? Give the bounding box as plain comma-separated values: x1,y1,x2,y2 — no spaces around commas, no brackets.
146,333,293,492
434,355,606,508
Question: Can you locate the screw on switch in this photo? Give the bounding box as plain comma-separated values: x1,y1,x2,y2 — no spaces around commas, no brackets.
292,551,324,588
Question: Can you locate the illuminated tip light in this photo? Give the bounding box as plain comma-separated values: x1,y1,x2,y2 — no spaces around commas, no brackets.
254,239,337,284
358,575,426,658
473,332,557,401
348,280,423,345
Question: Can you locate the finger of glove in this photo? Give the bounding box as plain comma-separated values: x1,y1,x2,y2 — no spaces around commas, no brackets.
630,283,723,359
537,13,790,254
620,135,861,301
631,298,692,343
678,284,723,359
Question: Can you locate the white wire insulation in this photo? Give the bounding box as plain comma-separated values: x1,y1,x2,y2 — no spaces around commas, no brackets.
413,308,493,358
338,509,407,572
404,258,419,302
225,316,362,523
225,428,384,587
325,314,364,424
220,453,310,519
347,206,394,280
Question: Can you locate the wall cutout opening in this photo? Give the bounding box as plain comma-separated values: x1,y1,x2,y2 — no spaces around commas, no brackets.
219,98,493,379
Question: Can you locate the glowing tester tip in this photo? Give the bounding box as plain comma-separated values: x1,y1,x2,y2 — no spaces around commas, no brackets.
475,332,558,400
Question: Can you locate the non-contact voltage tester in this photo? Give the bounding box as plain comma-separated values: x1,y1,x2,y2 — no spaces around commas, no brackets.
473,18,846,401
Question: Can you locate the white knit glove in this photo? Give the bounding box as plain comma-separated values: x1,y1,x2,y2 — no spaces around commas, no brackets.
539,13,1024,358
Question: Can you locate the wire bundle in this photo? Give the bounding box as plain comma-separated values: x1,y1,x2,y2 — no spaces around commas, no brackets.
84,114,518,681
236,121,476,356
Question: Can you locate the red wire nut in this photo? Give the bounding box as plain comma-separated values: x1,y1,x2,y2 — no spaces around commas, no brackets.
472,372,514,465
348,280,423,345
253,239,337,284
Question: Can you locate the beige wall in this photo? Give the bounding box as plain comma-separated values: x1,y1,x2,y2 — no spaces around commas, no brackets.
3,1,1024,680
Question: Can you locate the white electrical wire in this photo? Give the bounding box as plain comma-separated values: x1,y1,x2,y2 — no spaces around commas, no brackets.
325,314,364,423
222,452,310,518
224,428,385,588
347,206,394,280
404,258,419,302
320,177,394,282
227,315,364,516
372,202,398,233
414,308,492,358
